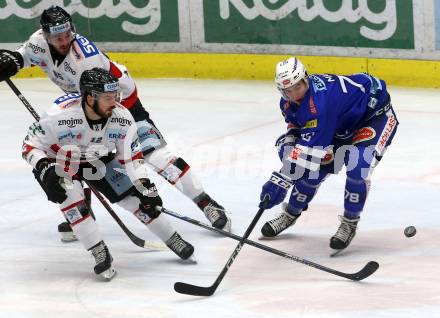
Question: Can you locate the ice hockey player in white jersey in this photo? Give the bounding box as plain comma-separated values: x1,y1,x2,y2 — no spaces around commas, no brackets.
22,68,195,280
0,6,231,240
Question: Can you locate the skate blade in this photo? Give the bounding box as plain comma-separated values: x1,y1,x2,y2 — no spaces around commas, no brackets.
143,241,168,251
257,235,279,241
60,234,78,243
98,268,117,281
180,255,198,265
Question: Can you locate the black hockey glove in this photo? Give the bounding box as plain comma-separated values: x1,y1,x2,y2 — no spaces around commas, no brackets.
33,159,67,204
133,178,163,219
0,50,23,82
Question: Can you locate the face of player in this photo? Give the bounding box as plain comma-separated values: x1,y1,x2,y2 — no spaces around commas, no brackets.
283,79,309,104
95,92,119,118
86,92,119,119
47,31,74,55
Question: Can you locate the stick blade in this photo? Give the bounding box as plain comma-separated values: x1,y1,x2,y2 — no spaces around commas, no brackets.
174,282,216,296
350,261,379,281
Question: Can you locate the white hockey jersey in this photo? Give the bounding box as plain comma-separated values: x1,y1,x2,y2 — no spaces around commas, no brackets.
22,94,148,181
17,30,138,108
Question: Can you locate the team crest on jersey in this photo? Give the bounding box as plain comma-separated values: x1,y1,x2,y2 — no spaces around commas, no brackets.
352,127,376,144
304,119,318,128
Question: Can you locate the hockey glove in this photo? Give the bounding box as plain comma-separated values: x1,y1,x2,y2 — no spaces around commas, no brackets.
260,171,293,209
275,129,298,161
133,178,163,219
0,50,23,82
33,159,67,204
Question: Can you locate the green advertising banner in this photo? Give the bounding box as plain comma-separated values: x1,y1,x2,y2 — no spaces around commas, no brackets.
0,0,180,43
203,0,414,49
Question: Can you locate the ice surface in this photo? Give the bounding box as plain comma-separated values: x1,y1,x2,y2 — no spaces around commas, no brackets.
0,78,439,318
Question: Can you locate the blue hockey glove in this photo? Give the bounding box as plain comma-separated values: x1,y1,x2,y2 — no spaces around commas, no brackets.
275,129,298,161
259,171,293,209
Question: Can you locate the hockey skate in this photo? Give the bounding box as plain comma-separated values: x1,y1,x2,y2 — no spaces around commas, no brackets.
261,203,301,237
166,232,196,263
195,193,231,232
330,215,360,256
57,221,77,242
90,241,116,281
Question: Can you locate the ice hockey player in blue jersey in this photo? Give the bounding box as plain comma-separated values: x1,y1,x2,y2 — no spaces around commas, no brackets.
259,57,399,253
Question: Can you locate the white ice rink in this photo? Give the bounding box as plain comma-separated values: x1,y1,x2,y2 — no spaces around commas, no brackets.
0,78,439,318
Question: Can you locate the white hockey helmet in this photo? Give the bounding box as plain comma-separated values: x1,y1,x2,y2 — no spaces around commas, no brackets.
275,57,308,100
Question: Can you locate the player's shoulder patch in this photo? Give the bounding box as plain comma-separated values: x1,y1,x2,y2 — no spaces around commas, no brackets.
74,34,99,58
53,93,81,110
110,106,133,127
310,75,327,92
26,32,47,56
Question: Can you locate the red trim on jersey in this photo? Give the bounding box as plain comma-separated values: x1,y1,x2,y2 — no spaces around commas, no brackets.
50,144,61,153
22,143,35,157
168,164,190,185
109,61,123,78
155,157,190,185
61,200,85,212
118,151,143,164
121,87,138,109
109,61,138,109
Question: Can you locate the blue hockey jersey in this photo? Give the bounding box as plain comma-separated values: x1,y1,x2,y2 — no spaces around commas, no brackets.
280,73,389,171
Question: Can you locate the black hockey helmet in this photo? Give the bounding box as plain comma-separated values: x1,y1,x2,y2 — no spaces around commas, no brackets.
40,6,75,35
80,68,120,98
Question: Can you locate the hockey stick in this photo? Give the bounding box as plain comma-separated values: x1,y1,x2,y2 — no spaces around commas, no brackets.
5,78,166,251
161,207,379,282
174,198,270,296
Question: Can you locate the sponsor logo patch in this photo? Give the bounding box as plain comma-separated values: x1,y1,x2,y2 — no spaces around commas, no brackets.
63,61,76,75
76,35,99,58
377,114,397,152
58,118,83,128
304,119,318,128
27,42,45,54
352,127,376,144
290,146,303,160
111,117,131,126
58,131,83,141
65,208,82,224
311,75,327,91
